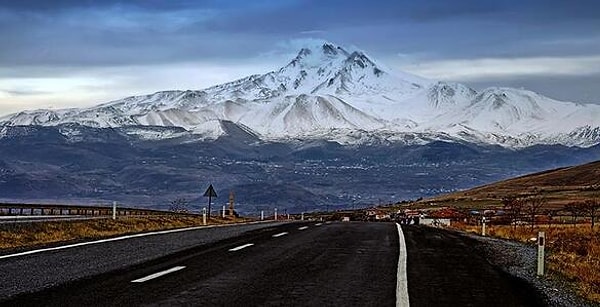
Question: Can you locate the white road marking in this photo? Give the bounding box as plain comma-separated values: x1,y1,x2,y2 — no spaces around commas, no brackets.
0,222,269,260
325,221,332,224
272,232,288,238
228,243,254,251
396,223,410,307
298,226,309,230
131,266,186,283
315,223,323,226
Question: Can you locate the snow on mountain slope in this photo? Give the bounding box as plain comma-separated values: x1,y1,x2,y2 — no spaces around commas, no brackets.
1,42,600,148
201,42,429,101
234,94,386,137
420,87,600,147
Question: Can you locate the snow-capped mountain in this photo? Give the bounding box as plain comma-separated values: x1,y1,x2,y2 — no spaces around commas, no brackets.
2,42,600,148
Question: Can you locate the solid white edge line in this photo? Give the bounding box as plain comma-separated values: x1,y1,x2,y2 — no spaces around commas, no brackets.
298,226,309,230
0,221,274,260
0,225,209,260
272,232,288,237
228,243,254,251
315,223,323,226
131,266,186,283
396,223,410,307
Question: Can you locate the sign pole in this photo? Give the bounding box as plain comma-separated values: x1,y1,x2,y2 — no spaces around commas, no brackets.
208,194,212,220
229,191,235,217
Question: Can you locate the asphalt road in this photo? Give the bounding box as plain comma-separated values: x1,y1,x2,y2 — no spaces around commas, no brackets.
403,225,545,307
1,222,547,306
0,221,281,299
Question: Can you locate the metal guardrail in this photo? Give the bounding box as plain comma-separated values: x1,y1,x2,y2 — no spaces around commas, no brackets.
0,203,192,217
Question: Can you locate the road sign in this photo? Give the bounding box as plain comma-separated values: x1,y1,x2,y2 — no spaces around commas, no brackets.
203,184,217,220
203,184,217,198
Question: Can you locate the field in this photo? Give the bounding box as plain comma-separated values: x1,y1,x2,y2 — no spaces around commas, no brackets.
453,223,600,303
0,215,250,251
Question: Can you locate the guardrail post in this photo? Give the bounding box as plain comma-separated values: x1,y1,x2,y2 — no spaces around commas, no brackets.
482,217,487,236
537,231,545,276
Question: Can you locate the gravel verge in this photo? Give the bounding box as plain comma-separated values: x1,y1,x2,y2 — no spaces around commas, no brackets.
459,231,594,307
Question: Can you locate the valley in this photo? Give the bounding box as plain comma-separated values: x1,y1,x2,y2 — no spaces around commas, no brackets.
1,124,599,212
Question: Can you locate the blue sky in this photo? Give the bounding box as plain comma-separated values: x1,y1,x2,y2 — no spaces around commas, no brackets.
1,0,600,115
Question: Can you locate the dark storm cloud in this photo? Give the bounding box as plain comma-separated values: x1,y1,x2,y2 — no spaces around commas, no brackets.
191,0,600,62
0,0,303,67
1,0,600,68
0,0,215,11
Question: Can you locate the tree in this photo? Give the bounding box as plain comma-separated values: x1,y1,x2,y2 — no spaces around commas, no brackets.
563,202,586,226
525,194,547,230
502,196,524,229
583,197,600,230
170,198,189,213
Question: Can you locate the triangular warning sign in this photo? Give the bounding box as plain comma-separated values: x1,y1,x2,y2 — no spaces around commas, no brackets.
203,184,218,197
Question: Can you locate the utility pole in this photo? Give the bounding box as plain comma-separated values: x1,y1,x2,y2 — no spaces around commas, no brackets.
229,191,235,217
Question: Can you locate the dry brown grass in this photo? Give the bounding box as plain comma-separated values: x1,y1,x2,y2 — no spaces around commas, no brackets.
452,223,600,303
419,160,600,210
0,215,252,250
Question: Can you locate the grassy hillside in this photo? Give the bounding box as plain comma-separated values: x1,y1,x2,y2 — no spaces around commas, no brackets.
421,160,600,209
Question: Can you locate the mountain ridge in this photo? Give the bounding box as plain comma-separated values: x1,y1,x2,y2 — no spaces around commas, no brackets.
2,42,600,148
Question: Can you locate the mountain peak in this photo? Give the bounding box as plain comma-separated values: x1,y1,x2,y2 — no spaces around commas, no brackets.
321,42,337,54
287,42,351,68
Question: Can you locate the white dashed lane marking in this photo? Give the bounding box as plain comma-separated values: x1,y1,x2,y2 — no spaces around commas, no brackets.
272,232,288,238
131,266,186,283
228,243,254,252
298,226,309,230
